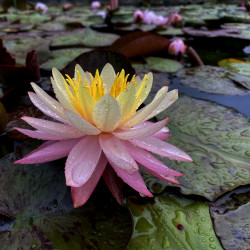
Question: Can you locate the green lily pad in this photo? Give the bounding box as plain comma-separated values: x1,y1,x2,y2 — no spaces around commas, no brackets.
218,58,250,77
41,48,92,70
0,13,51,24
3,37,50,65
0,140,132,249
126,193,223,250
115,23,157,32
177,66,250,95
143,95,250,200
134,57,183,74
210,186,250,250
51,28,119,49
157,27,184,36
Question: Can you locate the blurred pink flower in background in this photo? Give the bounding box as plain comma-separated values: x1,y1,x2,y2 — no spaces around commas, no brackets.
168,39,187,56
91,1,101,9
35,2,48,14
143,10,168,25
170,13,182,25
134,9,144,22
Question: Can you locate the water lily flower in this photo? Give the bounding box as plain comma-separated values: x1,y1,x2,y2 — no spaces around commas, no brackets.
91,1,101,9
168,39,187,56
139,10,168,25
167,13,182,26
134,9,144,22
15,64,192,208
97,10,107,19
35,2,48,14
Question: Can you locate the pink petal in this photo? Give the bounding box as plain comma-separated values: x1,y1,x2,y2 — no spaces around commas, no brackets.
65,136,102,187
110,162,153,197
132,121,169,132
15,138,80,164
145,168,180,184
71,153,107,208
124,141,183,176
28,92,67,123
113,118,169,140
99,134,138,171
132,121,170,140
102,165,124,205
153,132,171,140
131,136,193,162
14,127,74,140
22,116,83,138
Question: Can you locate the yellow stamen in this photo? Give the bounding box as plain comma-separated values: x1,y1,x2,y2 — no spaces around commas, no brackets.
63,68,137,118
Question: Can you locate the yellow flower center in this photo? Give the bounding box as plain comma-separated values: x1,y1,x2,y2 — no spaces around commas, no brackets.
64,69,137,115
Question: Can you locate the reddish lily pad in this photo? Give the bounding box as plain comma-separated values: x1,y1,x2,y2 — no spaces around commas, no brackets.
143,95,250,200
110,31,170,58
0,102,8,134
0,140,132,249
177,66,250,95
210,186,250,250
0,39,15,65
126,193,223,250
62,50,135,79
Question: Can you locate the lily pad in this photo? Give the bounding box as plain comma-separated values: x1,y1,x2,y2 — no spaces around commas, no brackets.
177,66,250,95
218,58,250,76
210,186,250,250
51,28,119,49
157,27,184,36
143,95,250,200
0,140,132,249
126,193,223,250
41,48,92,70
62,50,135,79
140,57,183,73
145,57,182,73
3,37,49,65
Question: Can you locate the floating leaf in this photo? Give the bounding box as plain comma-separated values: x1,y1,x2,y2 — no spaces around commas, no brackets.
62,50,135,79
210,186,250,250
126,193,223,250
110,31,170,58
0,140,132,249
3,36,48,65
218,58,250,76
134,57,182,73
41,48,92,70
51,28,119,49
143,95,250,200
177,66,250,95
